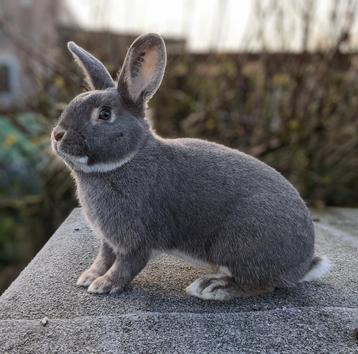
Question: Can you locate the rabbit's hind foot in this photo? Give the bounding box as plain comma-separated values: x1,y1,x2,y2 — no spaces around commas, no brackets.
185,273,274,301
185,273,240,301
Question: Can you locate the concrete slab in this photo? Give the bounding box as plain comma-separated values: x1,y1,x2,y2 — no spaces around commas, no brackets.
1,308,356,354
0,208,357,353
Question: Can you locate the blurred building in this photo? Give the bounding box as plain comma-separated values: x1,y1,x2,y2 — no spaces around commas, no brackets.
0,0,186,110
0,0,69,109
59,27,186,68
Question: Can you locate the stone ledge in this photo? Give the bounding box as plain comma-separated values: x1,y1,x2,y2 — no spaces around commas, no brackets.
0,208,357,353
1,308,356,353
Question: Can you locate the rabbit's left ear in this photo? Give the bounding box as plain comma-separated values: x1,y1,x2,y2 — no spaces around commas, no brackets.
67,41,115,90
118,33,167,105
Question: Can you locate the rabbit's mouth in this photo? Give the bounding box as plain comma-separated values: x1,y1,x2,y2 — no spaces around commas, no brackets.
52,131,136,173
52,139,87,166
55,147,89,168
52,128,90,166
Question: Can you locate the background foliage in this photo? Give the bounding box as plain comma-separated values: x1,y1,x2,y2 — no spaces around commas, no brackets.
154,53,358,206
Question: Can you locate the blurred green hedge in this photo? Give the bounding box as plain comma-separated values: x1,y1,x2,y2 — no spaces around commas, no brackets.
152,53,358,207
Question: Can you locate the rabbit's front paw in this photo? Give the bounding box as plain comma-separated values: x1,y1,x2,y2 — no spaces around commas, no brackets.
76,269,100,287
87,274,124,294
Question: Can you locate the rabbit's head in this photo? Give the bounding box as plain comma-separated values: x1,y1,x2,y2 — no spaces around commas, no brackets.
52,34,166,173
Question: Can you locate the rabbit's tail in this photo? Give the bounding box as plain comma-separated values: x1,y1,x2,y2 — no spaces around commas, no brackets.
300,256,332,282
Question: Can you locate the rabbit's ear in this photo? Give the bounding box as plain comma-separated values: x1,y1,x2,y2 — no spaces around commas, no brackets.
118,33,166,105
67,41,115,90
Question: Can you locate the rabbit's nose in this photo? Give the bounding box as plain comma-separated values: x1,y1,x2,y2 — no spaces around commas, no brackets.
53,127,65,142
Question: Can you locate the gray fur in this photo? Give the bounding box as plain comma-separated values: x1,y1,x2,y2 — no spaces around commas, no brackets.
117,33,167,115
68,41,114,90
52,33,325,299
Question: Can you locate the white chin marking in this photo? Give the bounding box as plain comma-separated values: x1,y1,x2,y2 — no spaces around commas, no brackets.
59,151,134,173
72,156,89,164
75,156,133,173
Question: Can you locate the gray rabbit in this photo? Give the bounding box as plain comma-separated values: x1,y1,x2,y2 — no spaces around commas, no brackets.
52,33,331,300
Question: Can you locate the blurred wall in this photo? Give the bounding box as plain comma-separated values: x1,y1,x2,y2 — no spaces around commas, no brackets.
0,0,62,109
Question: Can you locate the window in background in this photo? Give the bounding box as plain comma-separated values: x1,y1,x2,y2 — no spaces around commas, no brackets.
0,56,20,108
0,64,11,93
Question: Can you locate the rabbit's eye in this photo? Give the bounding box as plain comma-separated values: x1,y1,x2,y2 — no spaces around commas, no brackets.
98,107,111,121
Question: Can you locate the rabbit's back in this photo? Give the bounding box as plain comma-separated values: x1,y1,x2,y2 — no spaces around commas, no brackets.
158,138,315,287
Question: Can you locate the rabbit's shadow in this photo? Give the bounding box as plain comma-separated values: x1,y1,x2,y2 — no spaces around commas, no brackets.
77,254,346,312
109,279,342,313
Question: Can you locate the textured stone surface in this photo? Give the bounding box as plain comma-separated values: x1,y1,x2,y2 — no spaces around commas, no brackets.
0,208,357,353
